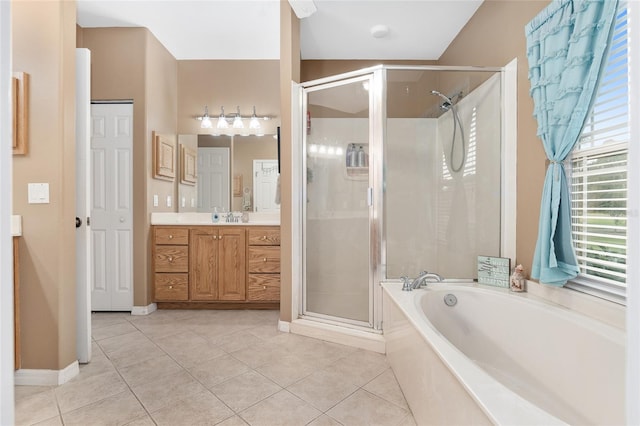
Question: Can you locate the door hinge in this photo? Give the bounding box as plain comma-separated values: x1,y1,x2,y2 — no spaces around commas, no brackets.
367,187,373,206
87,217,90,226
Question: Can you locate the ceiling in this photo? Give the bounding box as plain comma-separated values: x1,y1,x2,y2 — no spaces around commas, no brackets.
76,0,483,61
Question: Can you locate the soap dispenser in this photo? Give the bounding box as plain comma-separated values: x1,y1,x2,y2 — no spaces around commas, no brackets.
356,145,366,167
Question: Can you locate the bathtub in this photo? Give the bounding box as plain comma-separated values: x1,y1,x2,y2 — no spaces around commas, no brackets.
382,281,625,425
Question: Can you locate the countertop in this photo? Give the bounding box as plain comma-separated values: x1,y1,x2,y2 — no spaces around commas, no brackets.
150,212,280,226
11,215,22,237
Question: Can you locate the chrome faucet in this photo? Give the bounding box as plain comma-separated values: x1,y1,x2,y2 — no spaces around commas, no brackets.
410,270,443,289
401,276,412,291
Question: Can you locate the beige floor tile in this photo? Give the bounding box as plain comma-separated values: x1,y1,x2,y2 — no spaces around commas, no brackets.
216,415,250,426
131,370,207,413
396,413,417,426
326,390,409,426
118,354,184,388
71,353,117,382
230,341,289,369
208,330,264,353
131,322,189,340
255,354,318,387
91,313,130,330
247,324,284,341
97,331,149,355
155,331,226,368
14,389,58,426
55,370,128,413
192,323,249,341
61,390,146,426
14,385,53,400
287,368,359,412
32,415,63,426
106,339,166,369
308,415,344,426
239,390,322,426
150,389,234,426
363,368,409,410
92,321,139,341
188,354,250,389
123,415,156,426
324,349,389,387
209,370,281,412
153,330,208,351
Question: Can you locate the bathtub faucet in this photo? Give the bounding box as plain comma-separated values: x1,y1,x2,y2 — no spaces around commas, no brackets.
410,271,443,289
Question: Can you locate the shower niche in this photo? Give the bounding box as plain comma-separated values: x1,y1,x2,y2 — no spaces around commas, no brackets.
297,64,515,331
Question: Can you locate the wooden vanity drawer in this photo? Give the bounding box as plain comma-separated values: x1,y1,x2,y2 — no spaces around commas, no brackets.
155,245,189,272
248,228,280,246
247,274,280,301
155,228,189,245
248,246,280,273
155,273,188,301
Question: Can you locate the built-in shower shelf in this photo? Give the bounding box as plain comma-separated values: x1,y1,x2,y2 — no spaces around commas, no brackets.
346,166,368,180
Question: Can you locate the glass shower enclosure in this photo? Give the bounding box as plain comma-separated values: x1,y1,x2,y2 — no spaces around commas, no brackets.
299,65,509,330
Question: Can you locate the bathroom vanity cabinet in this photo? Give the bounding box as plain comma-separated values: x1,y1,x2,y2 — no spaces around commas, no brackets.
152,225,280,308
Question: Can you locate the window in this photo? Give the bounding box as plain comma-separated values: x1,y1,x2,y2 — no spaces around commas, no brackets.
569,3,628,303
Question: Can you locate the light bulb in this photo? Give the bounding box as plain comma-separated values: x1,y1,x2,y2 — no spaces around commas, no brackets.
201,106,213,129
217,106,229,129
249,106,261,130
233,106,244,129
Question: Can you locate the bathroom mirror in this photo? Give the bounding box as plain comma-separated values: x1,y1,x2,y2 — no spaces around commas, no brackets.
177,133,279,212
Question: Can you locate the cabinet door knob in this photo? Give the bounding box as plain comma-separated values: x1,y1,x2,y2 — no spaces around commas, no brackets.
219,235,223,240
169,285,173,289
168,256,173,262
213,235,217,240
262,236,267,240
168,234,173,239
263,286,267,289
263,258,267,262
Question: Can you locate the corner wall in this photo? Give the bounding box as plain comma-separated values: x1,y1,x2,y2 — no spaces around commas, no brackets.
12,0,77,370
437,0,550,273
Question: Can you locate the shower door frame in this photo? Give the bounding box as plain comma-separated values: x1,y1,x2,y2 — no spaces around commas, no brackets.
299,67,386,330
294,62,516,332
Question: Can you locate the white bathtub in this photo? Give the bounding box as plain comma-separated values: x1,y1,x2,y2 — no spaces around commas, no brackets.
382,282,625,425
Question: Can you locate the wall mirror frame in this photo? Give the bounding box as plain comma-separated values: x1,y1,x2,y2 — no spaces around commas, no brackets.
177,133,280,213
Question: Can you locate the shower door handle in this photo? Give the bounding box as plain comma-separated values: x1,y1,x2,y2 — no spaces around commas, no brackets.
367,187,373,207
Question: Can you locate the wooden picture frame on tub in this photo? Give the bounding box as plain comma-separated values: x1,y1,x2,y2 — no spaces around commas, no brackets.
152,131,176,181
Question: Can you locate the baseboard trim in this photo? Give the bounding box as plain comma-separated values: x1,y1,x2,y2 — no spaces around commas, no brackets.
15,360,79,386
131,303,157,316
277,320,290,333
290,318,386,353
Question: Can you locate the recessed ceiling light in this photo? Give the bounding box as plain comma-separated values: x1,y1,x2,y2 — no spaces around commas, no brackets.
370,24,390,39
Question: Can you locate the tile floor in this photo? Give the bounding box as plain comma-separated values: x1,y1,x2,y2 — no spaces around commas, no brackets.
15,309,416,426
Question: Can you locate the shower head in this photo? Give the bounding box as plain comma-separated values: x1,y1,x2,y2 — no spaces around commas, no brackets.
431,90,452,111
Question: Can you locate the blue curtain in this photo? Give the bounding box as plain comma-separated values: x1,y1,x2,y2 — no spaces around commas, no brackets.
526,0,619,286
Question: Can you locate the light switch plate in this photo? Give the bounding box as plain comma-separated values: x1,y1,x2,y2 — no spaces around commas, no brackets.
166,195,172,207
28,183,50,204
153,195,159,207
181,197,186,208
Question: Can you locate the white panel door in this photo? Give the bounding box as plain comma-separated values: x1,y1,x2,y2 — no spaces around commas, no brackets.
76,49,92,362
90,103,133,311
197,147,230,212
253,159,279,212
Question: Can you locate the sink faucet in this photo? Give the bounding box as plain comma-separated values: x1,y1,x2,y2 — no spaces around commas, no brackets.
410,270,443,289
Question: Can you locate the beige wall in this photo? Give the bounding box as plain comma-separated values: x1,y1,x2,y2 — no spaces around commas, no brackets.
437,0,550,275
177,60,280,136
80,26,178,306
279,2,300,323
12,0,77,369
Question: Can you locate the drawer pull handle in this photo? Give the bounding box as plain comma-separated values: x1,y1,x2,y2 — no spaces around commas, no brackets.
168,256,173,262
262,236,267,240
168,235,173,239
263,286,267,289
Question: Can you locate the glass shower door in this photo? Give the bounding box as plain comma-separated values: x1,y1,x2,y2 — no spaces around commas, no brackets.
303,75,373,326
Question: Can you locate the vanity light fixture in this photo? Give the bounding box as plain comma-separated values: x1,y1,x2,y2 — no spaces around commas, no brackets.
217,106,229,129
249,106,261,130
232,106,244,129
200,105,213,129
197,105,273,132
